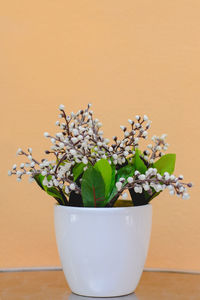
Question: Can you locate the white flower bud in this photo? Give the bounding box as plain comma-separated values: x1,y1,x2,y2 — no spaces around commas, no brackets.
72,129,79,136
157,173,162,180
135,115,140,120
143,183,150,191
155,184,162,192
12,164,17,170
167,185,174,191
128,119,133,125
161,134,167,140
70,149,77,155
8,170,12,176
134,186,142,193
20,163,25,169
44,132,49,137
143,115,148,121
30,162,35,167
134,137,139,143
59,183,63,189
138,174,146,180
16,148,22,155
56,132,63,139
50,138,56,144
119,177,125,182
97,122,102,128
104,138,110,144
59,142,65,149
41,170,47,176
78,135,83,140
142,131,148,137
127,177,133,183
65,186,69,194
124,131,129,137
28,148,32,154
82,157,88,165
182,193,190,200
134,170,140,176
47,181,53,188
59,104,65,111
53,179,59,186
17,177,22,182
123,151,129,157
70,183,76,190
71,137,78,144
112,154,118,160
116,181,122,191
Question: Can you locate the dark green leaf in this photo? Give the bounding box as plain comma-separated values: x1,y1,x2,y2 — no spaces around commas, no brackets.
81,166,106,207
153,153,176,175
69,191,83,207
129,189,150,206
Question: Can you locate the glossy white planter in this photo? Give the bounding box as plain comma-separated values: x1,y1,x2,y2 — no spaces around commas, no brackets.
54,204,152,297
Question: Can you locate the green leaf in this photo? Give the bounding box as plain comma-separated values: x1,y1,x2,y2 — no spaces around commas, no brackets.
72,163,85,181
34,173,45,190
94,159,113,199
153,153,176,176
133,149,147,174
81,166,106,207
34,174,66,205
108,163,135,202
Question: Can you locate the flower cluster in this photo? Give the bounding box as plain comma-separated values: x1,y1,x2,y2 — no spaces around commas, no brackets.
8,104,193,206
115,169,192,201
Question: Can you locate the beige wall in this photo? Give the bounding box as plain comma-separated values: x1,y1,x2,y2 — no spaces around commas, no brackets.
1,0,200,271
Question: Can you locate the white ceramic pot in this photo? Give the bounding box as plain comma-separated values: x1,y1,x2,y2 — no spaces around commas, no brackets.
54,204,152,297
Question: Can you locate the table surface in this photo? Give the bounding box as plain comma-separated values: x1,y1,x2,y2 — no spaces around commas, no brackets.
0,270,200,300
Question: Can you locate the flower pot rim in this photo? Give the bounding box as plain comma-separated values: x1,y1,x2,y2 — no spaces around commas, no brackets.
54,203,151,212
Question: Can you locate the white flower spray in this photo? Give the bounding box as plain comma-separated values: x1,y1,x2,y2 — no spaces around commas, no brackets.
8,104,193,204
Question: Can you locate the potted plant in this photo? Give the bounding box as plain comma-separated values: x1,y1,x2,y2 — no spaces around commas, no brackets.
8,104,192,297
